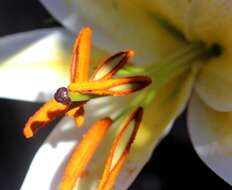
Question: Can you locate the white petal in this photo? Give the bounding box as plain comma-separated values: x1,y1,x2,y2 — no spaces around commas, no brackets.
185,0,232,111
21,69,195,190
188,93,232,185
40,0,186,64
113,69,196,190
21,96,125,189
194,53,232,112
0,29,74,102
20,117,80,190
69,70,195,190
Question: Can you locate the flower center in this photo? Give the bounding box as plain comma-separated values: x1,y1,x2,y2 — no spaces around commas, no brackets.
59,17,224,124
64,41,222,123
110,41,222,121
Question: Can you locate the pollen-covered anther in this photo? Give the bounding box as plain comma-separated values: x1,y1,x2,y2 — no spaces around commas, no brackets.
97,107,143,190
91,50,134,80
60,117,112,190
54,87,71,105
68,76,152,96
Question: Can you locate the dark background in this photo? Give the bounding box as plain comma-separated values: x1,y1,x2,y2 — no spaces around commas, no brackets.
0,1,231,189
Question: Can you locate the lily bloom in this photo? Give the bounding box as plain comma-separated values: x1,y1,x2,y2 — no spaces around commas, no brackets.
1,0,232,189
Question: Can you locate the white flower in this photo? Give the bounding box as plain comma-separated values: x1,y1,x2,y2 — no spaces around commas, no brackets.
1,0,232,189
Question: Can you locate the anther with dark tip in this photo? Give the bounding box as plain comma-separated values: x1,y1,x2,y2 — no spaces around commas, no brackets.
54,87,71,105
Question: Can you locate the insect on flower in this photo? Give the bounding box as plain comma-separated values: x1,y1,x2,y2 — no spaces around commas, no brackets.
23,27,151,189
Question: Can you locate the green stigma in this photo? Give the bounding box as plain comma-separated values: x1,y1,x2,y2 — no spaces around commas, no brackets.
68,91,101,102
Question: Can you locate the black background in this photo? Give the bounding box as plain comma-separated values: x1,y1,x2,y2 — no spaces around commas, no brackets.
0,1,231,189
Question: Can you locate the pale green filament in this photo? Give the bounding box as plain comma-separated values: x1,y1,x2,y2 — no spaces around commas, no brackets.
68,92,101,102
112,42,220,121
69,42,219,123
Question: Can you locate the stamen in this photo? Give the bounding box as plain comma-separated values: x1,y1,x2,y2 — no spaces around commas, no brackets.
97,107,143,190
70,27,92,82
91,50,134,80
54,87,71,105
117,42,218,95
68,76,151,96
23,98,67,138
72,106,85,127
111,42,220,125
60,117,112,190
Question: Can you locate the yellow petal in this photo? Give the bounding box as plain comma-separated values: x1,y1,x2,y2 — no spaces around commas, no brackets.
185,0,232,111
40,0,186,64
188,93,232,185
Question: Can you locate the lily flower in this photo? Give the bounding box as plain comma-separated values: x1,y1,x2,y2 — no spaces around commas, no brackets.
1,0,232,189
